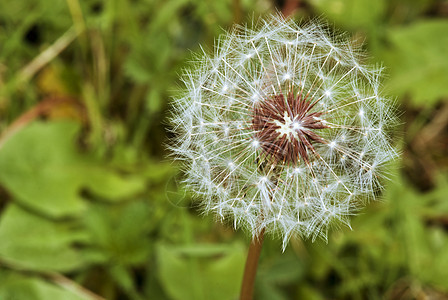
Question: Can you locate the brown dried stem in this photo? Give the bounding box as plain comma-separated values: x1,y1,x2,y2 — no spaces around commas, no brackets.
239,228,265,300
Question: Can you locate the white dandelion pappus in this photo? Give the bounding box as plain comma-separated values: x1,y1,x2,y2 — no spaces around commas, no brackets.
170,15,398,250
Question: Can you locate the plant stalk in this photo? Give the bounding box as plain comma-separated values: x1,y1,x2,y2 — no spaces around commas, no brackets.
239,228,265,300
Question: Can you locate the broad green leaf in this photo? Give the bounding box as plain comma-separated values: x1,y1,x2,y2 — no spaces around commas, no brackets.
156,243,245,300
0,271,88,300
0,121,86,216
83,168,146,201
82,201,152,267
381,20,448,106
0,121,146,217
0,204,87,272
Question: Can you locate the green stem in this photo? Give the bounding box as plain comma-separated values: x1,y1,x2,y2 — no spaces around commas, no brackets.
239,228,265,300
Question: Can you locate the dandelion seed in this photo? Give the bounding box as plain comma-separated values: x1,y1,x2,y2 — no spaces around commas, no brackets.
170,15,398,251
251,139,260,148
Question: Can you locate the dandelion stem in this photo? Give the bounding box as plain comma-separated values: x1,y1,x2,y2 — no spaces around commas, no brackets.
239,228,265,300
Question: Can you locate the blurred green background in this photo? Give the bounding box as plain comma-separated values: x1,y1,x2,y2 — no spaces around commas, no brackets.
0,0,447,299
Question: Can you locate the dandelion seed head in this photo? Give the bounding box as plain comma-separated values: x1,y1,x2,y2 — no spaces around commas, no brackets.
251,139,260,148
283,73,291,80
170,15,399,250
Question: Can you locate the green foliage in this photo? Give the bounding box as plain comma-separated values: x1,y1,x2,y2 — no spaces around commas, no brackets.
0,271,87,300
256,254,306,300
84,203,151,264
381,20,448,106
300,170,448,298
308,0,448,107
308,0,386,29
0,204,87,272
0,121,146,217
156,243,246,300
0,0,447,299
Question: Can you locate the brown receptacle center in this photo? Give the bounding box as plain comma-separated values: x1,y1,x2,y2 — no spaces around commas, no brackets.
251,92,328,165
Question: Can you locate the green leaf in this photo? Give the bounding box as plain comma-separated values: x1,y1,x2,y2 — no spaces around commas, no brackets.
308,0,385,29
0,121,146,217
256,253,305,300
379,172,448,290
146,88,162,114
83,168,145,201
0,271,88,300
256,282,286,300
156,243,246,300
261,255,305,284
109,265,144,300
0,204,87,272
387,0,436,21
296,285,325,300
381,20,448,106
0,121,86,216
83,201,153,267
